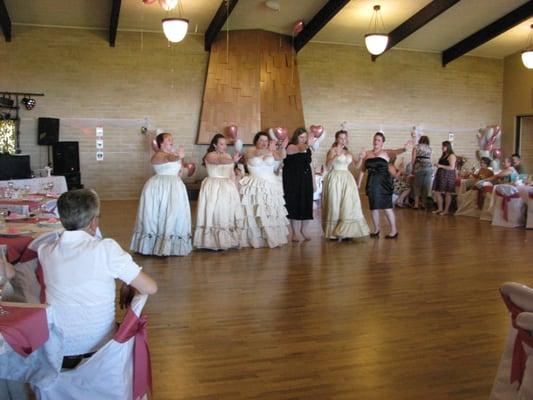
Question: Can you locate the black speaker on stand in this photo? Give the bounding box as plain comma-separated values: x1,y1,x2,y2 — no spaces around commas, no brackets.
52,141,83,190
38,117,60,167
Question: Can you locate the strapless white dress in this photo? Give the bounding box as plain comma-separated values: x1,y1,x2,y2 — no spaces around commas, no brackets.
322,154,369,239
239,156,289,248
130,161,192,256
194,163,243,250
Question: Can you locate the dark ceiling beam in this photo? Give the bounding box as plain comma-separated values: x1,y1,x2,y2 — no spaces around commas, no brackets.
442,0,533,66
372,0,460,61
0,0,12,42
204,0,239,51
109,0,121,47
294,0,350,53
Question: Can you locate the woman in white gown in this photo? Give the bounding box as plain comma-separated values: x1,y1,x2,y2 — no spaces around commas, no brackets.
240,131,290,248
194,134,242,250
322,130,370,240
130,132,192,256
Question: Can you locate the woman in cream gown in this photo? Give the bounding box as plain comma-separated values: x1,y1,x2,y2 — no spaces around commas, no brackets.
194,134,243,250
240,131,289,248
322,130,369,240
130,132,192,256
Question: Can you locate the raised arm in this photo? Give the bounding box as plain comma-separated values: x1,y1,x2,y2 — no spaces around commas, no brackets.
273,137,289,160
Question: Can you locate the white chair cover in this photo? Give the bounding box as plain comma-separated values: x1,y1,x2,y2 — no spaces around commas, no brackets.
527,189,533,230
492,185,526,228
515,313,533,400
490,283,533,400
33,294,148,400
0,306,64,389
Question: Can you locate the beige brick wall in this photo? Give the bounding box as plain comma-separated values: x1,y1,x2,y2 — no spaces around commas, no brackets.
501,51,533,154
298,43,503,172
1,26,503,199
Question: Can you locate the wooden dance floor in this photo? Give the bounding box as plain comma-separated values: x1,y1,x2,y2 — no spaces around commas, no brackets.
101,200,532,400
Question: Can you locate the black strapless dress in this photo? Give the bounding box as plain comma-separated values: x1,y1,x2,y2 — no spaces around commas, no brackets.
282,149,314,220
365,157,393,210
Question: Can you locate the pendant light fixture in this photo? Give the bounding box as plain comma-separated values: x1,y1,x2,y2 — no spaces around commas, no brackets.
162,0,188,43
364,5,388,56
521,24,533,69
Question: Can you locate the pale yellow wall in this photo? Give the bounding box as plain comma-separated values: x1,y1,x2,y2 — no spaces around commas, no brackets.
1,26,503,199
298,43,503,172
501,51,533,154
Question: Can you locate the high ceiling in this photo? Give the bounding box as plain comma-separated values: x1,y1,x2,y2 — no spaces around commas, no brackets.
4,0,533,59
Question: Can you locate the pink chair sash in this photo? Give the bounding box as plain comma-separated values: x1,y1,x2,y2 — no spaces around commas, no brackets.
495,191,520,222
0,305,48,357
500,291,533,388
113,308,152,400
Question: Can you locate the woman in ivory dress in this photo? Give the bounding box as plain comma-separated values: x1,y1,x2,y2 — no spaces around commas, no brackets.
322,130,369,240
240,131,289,248
130,132,192,256
194,134,243,250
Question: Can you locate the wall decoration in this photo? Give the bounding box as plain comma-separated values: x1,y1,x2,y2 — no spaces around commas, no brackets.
0,119,16,154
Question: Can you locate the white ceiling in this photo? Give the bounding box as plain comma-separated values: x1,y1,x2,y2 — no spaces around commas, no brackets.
5,0,533,59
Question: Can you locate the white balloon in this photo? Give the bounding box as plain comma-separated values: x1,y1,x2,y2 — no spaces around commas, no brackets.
317,130,326,143
312,141,320,152
268,128,277,141
235,139,243,152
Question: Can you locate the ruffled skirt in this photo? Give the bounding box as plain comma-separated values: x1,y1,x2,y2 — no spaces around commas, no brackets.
322,170,370,239
194,177,243,250
239,175,289,248
130,174,192,256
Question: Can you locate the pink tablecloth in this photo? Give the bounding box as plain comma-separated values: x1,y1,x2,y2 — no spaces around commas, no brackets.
0,304,48,356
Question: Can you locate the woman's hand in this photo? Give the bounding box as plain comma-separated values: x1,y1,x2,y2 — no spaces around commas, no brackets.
268,140,277,152
233,151,241,163
308,135,317,147
281,137,289,149
177,145,185,159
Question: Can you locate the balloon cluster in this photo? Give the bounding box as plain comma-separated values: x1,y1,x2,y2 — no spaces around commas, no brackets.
477,125,501,159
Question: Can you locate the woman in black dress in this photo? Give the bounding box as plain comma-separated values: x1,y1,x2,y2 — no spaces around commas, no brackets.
432,140,457,215
283,127,316,241
358,132,406,239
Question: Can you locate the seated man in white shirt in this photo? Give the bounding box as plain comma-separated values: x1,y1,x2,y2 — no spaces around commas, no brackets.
38,189,157,368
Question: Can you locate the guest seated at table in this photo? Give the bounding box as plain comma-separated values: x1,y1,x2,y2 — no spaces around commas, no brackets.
38,189,157,369
511,153,527,176
471,157,494,181
488,157,518,185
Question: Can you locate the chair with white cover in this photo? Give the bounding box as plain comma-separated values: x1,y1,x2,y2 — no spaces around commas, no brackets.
33,294,151,400
492,185,526,228
527,188,533,229
490,283,533,400
9,231,61,304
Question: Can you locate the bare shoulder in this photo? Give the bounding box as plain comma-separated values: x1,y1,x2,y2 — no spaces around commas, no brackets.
151,151,166,165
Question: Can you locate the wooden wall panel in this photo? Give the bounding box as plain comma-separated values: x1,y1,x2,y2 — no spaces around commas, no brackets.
197,30,305,144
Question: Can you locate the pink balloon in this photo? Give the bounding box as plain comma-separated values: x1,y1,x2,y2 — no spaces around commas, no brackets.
492,148,502,159
309,125,324,139
225,125,238,140
293,20,304,34
185,162,196,177
143,0,157,4
151,138,159,152
274,127,288,141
